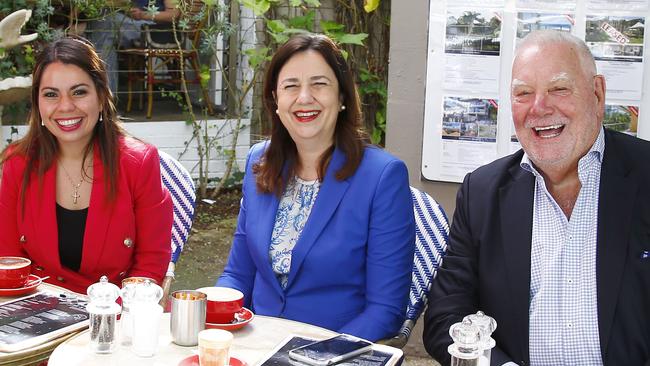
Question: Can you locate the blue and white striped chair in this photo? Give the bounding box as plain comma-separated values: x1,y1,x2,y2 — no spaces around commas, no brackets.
380,186,449,348
159,150,196,306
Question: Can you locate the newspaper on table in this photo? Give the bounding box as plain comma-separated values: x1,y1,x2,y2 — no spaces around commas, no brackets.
0,288,89,352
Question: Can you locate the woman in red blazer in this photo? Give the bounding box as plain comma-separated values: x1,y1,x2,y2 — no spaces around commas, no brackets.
0,36,172,294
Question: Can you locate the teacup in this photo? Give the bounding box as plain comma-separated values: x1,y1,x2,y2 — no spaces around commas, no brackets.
0,256,31,289
196,287,244,324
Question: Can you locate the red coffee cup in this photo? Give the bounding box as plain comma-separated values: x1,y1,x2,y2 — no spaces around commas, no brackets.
197,287,244,324
0,257,31,289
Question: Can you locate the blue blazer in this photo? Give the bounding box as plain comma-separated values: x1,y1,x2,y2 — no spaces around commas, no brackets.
218,142,415,341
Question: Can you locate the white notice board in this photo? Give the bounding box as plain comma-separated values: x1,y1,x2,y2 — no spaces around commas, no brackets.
422,0,650,182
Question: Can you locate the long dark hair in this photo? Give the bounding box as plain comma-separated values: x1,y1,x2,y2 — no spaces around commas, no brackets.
0,36,125,206
255,33,368,196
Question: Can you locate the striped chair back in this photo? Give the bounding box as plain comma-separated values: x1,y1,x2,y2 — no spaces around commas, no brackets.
378,187,449,348
403,187,449,337
159,150,196,263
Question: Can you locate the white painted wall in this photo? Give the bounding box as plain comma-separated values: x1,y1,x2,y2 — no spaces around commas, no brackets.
1,119,251,180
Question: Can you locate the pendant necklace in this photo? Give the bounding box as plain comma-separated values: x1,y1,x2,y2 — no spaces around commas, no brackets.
59,160,85,205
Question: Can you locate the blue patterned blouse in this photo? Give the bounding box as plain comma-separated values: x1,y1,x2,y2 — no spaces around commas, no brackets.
269,177,321,288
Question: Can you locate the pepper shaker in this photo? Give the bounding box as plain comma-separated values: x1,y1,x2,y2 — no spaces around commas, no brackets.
86,276,121,354
448,318,483,366
464,311,497,365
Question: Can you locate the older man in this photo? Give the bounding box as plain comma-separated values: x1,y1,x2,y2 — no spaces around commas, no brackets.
423,30,650,366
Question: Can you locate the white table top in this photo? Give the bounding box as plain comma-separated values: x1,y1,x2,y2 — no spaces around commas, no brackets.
48,313,403,366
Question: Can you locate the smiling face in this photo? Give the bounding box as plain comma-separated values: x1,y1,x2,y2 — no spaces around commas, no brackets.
38,62,101,151
275,50,342,152
511,41,605,174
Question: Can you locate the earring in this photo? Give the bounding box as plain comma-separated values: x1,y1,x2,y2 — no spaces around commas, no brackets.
340,105,346,111
275,109,279,114
41,119,44,126
99,113,103,122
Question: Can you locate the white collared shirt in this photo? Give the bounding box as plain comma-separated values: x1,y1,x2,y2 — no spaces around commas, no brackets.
519,128,605,366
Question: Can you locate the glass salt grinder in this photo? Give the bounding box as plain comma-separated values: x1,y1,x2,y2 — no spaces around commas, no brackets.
130,279,164,357
86,275,121,354
448,318,482,366
120,282,138,346
131,279,163,309
464,311,497,366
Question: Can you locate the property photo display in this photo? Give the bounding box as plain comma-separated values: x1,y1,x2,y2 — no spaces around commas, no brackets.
444,9,503,93
422,0,650,183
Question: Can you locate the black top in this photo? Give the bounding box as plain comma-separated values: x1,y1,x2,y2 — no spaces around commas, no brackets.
56,203,88,272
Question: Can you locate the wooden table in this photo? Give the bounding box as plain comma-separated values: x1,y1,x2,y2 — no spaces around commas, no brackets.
48,314,404,366
0,284,88,366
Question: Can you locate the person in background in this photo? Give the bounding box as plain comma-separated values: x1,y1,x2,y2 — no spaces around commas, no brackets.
217,33,415,341
423,29,650,366
0,36,173,294
85,0,180,96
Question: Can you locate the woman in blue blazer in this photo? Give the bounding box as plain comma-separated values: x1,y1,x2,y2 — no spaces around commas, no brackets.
218,34,415,341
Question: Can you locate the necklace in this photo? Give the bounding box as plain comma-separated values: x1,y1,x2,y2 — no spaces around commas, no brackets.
58,160,85,205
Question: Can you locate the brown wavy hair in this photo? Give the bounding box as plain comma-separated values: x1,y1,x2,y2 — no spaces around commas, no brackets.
0,36,125,207
256,33,369,196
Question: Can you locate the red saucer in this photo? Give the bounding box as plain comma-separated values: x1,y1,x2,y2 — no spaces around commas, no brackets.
205,307,254,331
0,274,43,297
178,355,247,366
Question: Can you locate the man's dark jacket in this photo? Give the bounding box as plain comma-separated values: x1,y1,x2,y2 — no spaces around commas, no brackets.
423,129,650,366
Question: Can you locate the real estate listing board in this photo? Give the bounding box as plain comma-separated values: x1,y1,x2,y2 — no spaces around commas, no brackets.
423,0,650,182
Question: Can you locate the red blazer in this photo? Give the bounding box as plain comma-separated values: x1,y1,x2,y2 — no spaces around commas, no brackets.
0,137,172,294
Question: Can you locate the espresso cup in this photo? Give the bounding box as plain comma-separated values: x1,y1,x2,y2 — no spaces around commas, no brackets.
0,257,31,289
198,329,233,366
196,287,244,324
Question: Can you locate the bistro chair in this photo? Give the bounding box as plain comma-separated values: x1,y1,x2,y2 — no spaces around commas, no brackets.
158,150,196,307
379,186,450,348
118,0,214,119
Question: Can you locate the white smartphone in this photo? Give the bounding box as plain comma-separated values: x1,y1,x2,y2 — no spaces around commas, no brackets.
287,334,373,366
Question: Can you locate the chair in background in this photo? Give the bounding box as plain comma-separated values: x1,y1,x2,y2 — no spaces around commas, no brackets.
379,186,450,348
158,150,196,307
118,0,214,119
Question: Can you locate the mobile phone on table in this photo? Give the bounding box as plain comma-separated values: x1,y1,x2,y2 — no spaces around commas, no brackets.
287,334,373,366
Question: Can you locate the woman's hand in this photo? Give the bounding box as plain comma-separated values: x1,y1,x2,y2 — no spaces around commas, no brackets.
129,7,148,21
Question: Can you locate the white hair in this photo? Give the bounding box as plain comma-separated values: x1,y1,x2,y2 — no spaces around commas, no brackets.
516,30,597,77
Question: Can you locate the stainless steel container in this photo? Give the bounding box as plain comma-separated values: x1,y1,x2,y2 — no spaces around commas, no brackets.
170,290,207,346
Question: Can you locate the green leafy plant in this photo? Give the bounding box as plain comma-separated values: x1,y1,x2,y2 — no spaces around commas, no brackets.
166,0,271,198
262,7,368,51
246,0,387,143
358,68,386,144
0,42,35,124
333,0,389,144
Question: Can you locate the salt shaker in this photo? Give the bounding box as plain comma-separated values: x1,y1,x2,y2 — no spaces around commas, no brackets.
464,311,497,365
86,275,121,354
120,281,138,346
448,318,483,366
130,279,164,357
